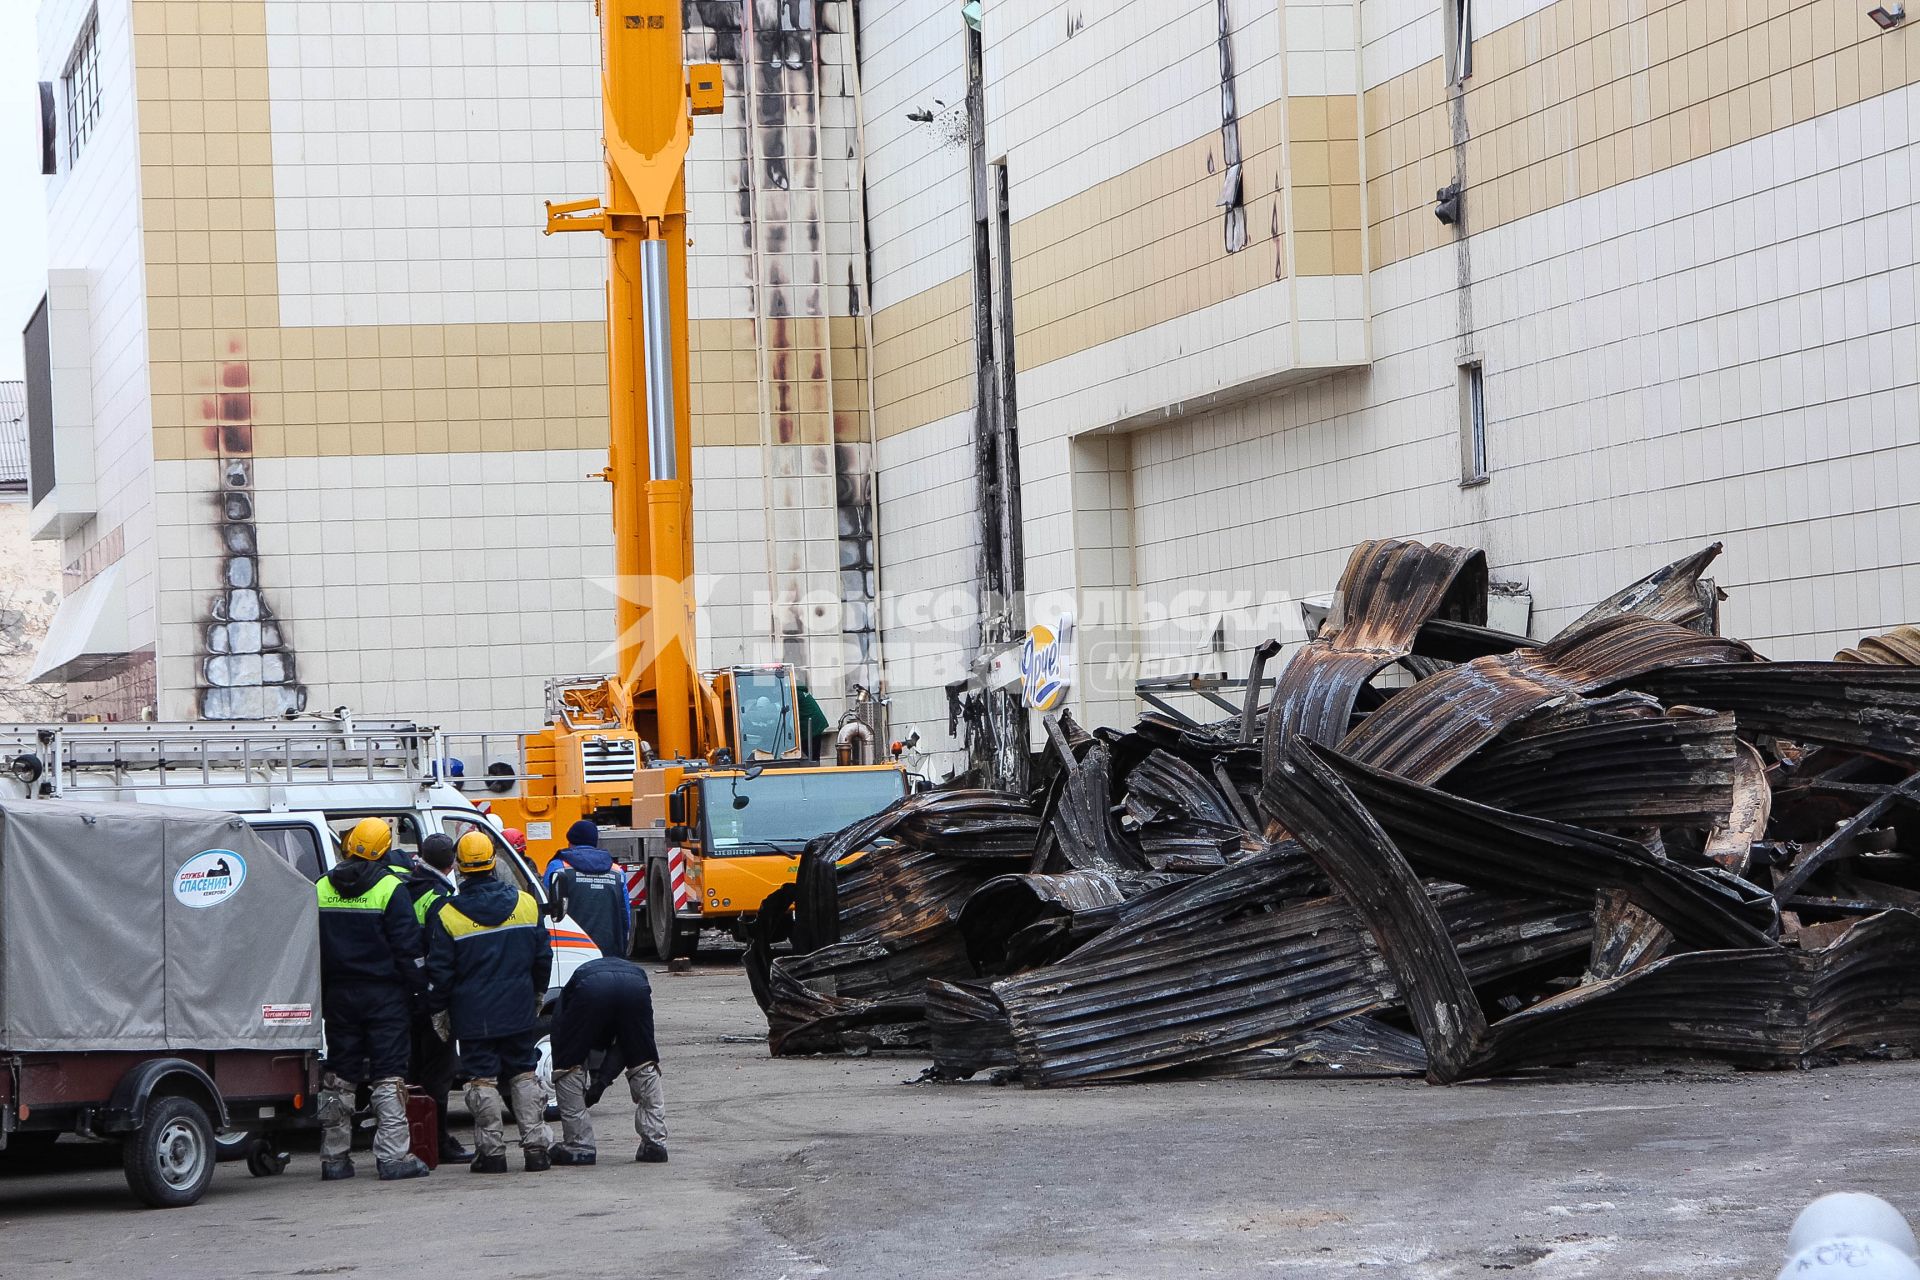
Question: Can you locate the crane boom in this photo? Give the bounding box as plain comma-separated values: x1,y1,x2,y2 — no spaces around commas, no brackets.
499,5,909,961
548,1,722,761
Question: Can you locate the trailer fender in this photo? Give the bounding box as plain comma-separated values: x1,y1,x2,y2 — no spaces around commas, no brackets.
97,1059,228,1136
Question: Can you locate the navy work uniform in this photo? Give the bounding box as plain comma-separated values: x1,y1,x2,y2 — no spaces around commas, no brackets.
543,818,632,958
315,817,431,1182
400,833,471,1165
426,831,555,1173
548,956,668,1166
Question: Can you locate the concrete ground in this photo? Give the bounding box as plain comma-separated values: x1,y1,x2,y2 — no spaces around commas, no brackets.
2,959,1914,1278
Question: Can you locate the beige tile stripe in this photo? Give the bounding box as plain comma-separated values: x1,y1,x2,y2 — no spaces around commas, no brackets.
1010,97,1288,370
872,95,1309,441
874,0,1919,440
136,0,612,462
870,274,972,441
1368,0,1920,268
135,0,873,461
1288,95,1364,276
690,316,873,449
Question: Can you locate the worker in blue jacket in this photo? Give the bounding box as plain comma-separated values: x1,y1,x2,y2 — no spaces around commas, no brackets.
315,817,431,1182
544,819,631,958
426,831,555,1173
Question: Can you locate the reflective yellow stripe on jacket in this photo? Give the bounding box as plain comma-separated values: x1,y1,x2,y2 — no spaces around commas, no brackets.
413,889,447,926
437,892,540,940
316,874,403,912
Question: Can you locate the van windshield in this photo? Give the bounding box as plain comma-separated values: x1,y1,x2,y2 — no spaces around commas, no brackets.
702,769,906,853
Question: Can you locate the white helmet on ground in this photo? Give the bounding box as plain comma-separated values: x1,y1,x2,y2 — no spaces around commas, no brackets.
1776,1238,1920,1280
1789,1193,1919,1259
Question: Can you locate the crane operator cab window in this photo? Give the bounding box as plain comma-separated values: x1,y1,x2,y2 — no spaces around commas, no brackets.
734,669,798,760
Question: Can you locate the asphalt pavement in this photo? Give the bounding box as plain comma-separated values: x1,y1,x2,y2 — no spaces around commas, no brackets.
3,959,1916,1278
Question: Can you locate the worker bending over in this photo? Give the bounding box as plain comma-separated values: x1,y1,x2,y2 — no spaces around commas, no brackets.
544,819,630,958
400,833,471,1165
548,956,668,1166
315,817,432,1182
427,831,555,1173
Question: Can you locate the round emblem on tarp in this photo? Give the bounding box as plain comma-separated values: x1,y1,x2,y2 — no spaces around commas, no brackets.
174,850,247,908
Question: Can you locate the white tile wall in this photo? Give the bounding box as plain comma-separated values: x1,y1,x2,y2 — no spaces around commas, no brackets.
691,443,776,670
39,0,157,649
1020,280,1303,443
874,409,979,776
982,0,1283,224
1360,0,1556,91
854,0,973,308
264,0,606,326
1287,0,1360,98
1120,81,1920,708
153,448,616,729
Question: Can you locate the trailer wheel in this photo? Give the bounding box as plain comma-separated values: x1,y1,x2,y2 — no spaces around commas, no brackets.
648,862,697,960
123,1096,216,1208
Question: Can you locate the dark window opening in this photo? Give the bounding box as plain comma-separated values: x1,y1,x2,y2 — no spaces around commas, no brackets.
1460,361,1488,484
64,8,102,165
23,296,53,508
252,825,325,882
1444,0,1474,83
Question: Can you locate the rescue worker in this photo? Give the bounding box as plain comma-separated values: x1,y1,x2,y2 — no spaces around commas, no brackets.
547,956,668,1166
544,820,630,958
381,815,420,879
798,681,830,760
401,834,471,1165
315,817,432,1182
501,827,528,857
426,830,554,1174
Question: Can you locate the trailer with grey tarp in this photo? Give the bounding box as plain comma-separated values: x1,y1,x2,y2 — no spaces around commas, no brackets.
0,798,322,1207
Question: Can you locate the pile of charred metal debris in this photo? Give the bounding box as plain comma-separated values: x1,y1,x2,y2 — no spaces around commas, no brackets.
748,539,1920,1086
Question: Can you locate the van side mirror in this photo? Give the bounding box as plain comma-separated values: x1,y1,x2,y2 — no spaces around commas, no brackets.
665,824,690,844
548,866,577,921
668,789,687,825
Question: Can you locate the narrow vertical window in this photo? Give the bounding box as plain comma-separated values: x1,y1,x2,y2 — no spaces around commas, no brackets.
1444,0,1474,83
1459,360,1488,484
64,8,101,165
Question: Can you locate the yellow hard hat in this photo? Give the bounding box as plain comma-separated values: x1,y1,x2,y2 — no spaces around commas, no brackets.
342,817,393,861
455,830,496,874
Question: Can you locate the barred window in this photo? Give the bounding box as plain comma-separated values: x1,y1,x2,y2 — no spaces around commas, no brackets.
64,8,100,165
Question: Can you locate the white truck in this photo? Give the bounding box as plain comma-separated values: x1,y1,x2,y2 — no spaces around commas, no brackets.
0,715,601,1113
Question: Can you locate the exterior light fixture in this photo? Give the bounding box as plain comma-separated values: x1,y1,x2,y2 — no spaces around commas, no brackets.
1869,3,1906,29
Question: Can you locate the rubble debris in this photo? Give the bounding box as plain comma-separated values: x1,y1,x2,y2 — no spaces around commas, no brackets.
757,536,1920,1088
1328,613,1755,787
1837,624,1920,667
1439,694,1741,831
1563,542,1725,635
1262,538,1487,760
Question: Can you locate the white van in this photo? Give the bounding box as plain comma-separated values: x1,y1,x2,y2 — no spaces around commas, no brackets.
0,717,603,1003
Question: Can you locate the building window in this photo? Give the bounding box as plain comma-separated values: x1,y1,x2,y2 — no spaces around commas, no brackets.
64,8,101,165
1459,359,1488,485
1444,0,1474,83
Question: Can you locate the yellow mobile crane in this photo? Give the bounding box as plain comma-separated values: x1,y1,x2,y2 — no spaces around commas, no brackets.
487,1,908,958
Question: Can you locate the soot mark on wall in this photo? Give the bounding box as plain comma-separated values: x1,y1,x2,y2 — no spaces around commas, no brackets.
199,343,304,720
687,0,879,699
